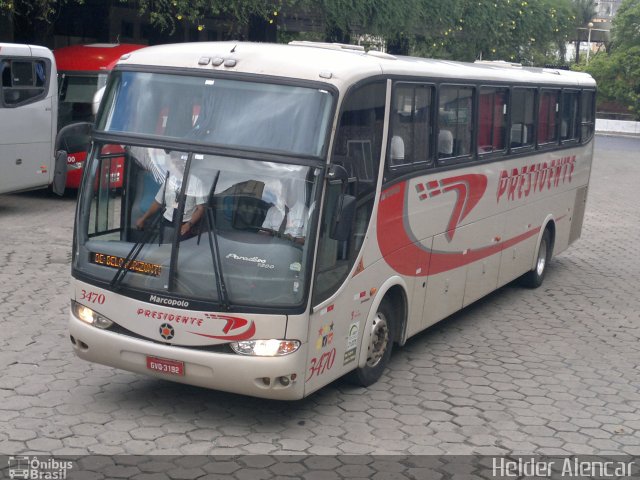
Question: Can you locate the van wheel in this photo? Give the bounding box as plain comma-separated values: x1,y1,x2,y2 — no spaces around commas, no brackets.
350,300,395,387
521,228,552,288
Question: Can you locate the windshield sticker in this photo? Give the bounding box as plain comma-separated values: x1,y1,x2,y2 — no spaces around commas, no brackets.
289,262,302,272
92,252,162,277
343,321,359,366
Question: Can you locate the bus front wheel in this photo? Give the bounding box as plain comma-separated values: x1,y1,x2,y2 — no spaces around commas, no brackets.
351,300,395,387
521,228,553,288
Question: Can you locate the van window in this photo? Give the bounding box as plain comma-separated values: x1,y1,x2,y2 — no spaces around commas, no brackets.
1,59,48,106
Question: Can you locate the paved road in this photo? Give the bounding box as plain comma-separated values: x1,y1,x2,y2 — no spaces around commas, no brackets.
0,135,638,457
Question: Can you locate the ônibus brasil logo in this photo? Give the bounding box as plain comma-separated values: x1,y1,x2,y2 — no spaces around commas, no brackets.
415,174,487,241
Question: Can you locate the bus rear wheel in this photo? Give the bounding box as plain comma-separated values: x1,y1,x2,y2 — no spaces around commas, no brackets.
350,300,395,387
521,228,552,288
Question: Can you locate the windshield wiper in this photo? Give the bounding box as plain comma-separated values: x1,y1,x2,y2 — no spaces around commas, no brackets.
110,170,169,290
197,170,231,310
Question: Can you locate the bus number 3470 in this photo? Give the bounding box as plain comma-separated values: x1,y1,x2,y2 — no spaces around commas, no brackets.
306,348,336,382
80,290,105,304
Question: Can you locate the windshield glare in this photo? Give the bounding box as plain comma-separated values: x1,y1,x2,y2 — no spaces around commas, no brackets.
97,71,333,157
58,73,107,128
76,143,320,308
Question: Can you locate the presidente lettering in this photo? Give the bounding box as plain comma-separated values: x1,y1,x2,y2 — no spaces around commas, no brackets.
497,155,575,203
136,308,204,326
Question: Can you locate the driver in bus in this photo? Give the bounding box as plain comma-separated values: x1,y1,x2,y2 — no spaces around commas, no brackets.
134,149,206,241
261,179,308,244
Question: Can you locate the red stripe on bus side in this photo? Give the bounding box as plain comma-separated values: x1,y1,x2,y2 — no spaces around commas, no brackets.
377,181,541,277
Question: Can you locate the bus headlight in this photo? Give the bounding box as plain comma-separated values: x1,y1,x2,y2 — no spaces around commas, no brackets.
71,300,113,329
230,339,300,356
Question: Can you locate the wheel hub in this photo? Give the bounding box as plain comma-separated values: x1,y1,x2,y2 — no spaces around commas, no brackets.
366,313,389,368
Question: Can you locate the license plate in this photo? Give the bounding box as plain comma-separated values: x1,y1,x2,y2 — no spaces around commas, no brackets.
146,356,184,376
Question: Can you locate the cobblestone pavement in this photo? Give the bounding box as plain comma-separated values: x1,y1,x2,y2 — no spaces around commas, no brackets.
0,135,638,458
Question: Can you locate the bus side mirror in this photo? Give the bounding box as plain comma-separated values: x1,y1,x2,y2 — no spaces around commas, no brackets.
330,194,356,241
52,121,93,196
52,150,68,196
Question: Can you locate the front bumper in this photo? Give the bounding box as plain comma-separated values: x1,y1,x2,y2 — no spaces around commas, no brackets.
69,313,307,400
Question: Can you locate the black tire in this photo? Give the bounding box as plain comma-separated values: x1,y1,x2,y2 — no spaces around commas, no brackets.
350,300,395,387
520,228,552,288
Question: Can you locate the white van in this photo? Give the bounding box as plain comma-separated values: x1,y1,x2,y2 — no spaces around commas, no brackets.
0,43,65,195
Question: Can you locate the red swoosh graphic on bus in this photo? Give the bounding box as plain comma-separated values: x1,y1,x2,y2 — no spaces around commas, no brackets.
377,181,540,276
415,174,487,240
189,321,256,341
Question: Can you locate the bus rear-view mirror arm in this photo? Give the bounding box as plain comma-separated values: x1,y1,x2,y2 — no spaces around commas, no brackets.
52,122,94,196
327,163,356,241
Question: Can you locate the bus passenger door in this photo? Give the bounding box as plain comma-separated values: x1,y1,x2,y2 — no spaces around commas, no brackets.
0,53,55,193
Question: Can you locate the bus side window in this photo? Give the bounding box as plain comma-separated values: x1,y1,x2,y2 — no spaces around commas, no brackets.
388,83,433,168
478,86,508,155
537,89,560,146
438,85,474,160
510,88,535,149
560,89,579,142
580,90,595,142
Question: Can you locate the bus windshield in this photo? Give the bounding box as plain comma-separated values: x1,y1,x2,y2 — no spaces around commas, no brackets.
96,71,333,157
58,73,108,128
75,143,321,308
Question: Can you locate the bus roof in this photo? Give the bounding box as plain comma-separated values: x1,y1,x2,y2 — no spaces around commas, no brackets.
0,43,54,62
116,41,596,90
54,43,146,72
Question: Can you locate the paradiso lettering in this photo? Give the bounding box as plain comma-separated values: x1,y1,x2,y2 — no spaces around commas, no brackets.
497,155,576,203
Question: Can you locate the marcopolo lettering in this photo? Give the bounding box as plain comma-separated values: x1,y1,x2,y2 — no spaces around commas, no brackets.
149,295,190,308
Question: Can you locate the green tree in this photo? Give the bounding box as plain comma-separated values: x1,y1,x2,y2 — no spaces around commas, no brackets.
411,0,574,65
582,47,640,118
579,0,640,119
611,0,640,49
123,0,290,36
0,0,84,42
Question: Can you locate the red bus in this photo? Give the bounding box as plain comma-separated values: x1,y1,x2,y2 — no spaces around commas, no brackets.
54,43,144,188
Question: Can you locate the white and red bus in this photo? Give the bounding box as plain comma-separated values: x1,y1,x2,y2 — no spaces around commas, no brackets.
69,42,595,399
54,43,144,188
